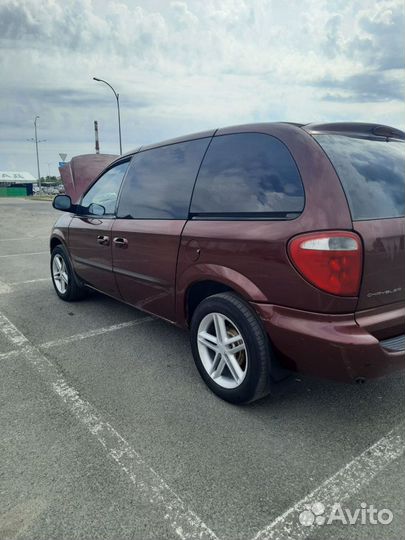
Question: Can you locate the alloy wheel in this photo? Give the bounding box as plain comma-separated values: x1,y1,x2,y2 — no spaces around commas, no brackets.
197,312,248,389
52,254,69,294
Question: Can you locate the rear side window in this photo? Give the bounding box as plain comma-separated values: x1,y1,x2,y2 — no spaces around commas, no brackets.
190,133,304,217
314,135,405,220
117,138,210,219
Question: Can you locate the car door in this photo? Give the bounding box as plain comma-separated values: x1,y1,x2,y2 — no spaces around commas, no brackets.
68,160,130,297
112,137,211,322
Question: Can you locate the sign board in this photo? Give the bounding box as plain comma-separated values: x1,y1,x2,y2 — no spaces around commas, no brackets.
59,162,67,168
0,171,36,183
59,153,67,162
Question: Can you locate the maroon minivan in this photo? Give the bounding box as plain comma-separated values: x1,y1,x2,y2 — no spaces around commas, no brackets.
50,122,405,403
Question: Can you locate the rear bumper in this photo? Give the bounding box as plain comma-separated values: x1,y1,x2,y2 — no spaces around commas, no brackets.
252,302,405,382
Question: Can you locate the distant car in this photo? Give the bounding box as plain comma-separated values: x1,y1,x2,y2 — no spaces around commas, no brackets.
50,122,405,403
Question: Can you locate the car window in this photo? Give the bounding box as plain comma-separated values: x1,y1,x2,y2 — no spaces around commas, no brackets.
190,133,304,217
81,161,129,215
314,134,405,220
116,138,210,219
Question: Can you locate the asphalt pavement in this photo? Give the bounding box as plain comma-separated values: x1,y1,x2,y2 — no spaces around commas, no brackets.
0,197,404,540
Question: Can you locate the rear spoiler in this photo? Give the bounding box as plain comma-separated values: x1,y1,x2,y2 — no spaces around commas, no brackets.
59,154,118,203
304,122,405,141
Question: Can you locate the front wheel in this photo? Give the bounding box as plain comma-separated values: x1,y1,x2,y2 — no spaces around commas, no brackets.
190,292,272,404
51,245,87,301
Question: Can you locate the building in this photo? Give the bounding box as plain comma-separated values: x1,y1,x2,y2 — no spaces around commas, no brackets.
0,171,37,196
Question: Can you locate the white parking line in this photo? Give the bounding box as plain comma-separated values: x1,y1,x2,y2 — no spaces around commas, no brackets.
0,280,12,294
0,313,29,347
40,318,155,349
0,277,49,294
0,251,48,258
10,278,50,285
252,423,405,540
0,319,155,358
0,350,19,360
0,310,218,540
0,235,48,242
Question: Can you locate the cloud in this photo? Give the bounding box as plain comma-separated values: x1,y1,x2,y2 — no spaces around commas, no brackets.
314,71,404,103
311,0,404,103
348,1,404,71
0,0,403,175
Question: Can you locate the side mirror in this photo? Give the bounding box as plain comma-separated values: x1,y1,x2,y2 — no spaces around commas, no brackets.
53,194,73,212
88,203,106,216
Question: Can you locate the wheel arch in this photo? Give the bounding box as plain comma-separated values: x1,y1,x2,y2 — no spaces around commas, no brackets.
185,280,233,324
50,234,67,253
177,264,268,326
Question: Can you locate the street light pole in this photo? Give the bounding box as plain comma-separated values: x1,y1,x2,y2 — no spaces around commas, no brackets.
34,115,41,191
93,77,122,155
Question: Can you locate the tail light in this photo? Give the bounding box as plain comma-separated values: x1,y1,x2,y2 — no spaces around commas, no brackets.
288,231,362,296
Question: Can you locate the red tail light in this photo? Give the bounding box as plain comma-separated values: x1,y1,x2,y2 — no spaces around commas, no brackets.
288,231,362,296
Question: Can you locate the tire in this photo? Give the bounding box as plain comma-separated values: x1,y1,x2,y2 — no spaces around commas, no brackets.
50,245,87,301
190,292,272,404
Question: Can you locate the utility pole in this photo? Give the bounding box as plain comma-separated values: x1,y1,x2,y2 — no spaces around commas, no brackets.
93,77,122,155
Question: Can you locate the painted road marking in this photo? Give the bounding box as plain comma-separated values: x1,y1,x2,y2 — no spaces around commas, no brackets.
0,350,19,361
251,423,405,540
40,318,155,349
0,251,48,258
0,280,12,294
1,319,155,358
10,278,50,285
0,235,49,242
0,277,49,294
0,310,218,540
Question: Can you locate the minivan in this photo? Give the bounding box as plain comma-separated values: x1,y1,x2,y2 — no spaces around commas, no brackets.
50,122,405,404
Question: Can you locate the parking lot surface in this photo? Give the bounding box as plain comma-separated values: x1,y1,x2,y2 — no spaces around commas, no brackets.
0,198,404,540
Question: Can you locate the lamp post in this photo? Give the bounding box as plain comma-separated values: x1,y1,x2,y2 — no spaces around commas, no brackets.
27,117,46,192
93,77,122,155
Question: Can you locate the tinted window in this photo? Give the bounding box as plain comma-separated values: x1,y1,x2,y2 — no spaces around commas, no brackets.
190,133,304,216
315,135,405,220
117,138,210,219
81,161,129,215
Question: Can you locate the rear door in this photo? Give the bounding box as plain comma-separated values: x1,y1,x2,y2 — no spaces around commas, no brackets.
112,137,211,321
68,160,129,296
314,134,405,311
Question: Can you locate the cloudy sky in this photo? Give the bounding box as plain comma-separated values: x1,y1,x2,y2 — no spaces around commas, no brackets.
0,0,403,177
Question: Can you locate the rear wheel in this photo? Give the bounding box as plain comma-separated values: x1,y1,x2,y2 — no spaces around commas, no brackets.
190,292,272,404
51,245,87,301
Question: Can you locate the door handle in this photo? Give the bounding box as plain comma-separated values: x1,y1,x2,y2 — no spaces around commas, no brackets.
97,235,110,245
113,237,128,248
